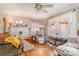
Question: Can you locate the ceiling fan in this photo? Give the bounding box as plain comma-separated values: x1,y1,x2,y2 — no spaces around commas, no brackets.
35,3,53,13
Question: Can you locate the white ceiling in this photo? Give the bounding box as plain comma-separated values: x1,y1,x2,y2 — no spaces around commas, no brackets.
0,3,79,20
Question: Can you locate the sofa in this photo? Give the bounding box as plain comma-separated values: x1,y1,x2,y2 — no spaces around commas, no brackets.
0,43,23,56
56,38,79,56
47,36,67,46
0,32,23,56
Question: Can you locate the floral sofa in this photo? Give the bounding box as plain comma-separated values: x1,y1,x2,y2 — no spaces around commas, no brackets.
56,38,79,56
0,33,23,56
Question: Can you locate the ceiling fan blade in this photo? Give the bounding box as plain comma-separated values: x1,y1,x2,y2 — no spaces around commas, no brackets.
43,4,53,8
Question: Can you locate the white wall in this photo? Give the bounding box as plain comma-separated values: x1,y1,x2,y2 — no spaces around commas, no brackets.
0,11,4,33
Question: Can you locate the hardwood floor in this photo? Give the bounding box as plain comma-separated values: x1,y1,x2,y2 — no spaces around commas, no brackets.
18,43,56,56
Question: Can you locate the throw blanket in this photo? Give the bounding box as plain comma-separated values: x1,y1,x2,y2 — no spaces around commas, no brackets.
4,36,20,48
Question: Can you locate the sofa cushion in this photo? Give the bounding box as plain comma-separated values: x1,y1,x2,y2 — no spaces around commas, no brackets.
65,43,79,49
68,38,78,44
66,38,79,49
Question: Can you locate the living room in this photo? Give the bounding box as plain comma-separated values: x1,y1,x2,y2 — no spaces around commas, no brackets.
0,3,79,56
